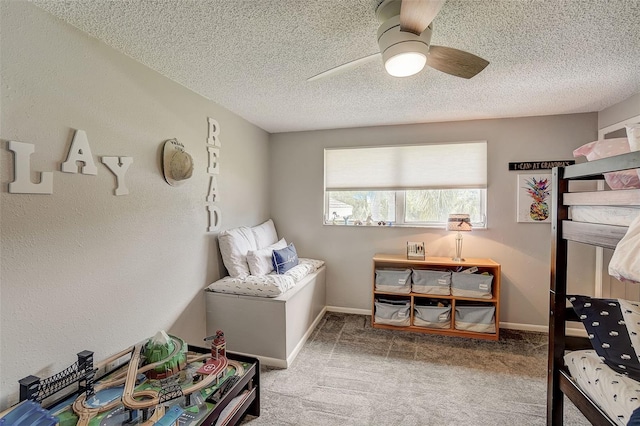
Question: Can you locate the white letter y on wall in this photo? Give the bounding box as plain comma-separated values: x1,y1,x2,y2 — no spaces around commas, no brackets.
102,157,133,195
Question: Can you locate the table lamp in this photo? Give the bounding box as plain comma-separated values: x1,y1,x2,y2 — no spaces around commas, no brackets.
447,214,472,262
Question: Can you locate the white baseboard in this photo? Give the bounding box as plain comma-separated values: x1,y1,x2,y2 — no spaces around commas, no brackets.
230,351,288,369
326,306,370,315
324,311,588,338
565,327,588,337
500,321,587,337
499,322,548,333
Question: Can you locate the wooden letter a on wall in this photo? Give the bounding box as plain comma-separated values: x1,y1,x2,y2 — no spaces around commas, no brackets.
61,129,98,175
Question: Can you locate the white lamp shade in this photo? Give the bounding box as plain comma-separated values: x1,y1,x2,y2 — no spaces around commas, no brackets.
447,214,472,231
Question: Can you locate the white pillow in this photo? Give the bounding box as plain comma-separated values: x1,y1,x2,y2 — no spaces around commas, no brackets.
251,219,278,249
609,214,640,284
218,226,257,278
627,124,640,152
246,238,287,276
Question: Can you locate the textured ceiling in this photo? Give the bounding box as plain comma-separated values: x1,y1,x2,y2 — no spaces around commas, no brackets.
35,0,640,133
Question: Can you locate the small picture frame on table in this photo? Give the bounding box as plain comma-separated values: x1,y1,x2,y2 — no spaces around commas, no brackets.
407,241,425,260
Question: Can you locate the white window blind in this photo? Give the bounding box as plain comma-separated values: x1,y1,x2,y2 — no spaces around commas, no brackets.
325,141,487,191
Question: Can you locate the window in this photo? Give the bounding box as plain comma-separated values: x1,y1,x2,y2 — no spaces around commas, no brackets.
324,142,487,227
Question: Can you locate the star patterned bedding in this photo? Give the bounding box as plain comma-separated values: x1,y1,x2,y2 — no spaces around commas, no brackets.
565,350,640,426
566,295,640,425
206,258,325,298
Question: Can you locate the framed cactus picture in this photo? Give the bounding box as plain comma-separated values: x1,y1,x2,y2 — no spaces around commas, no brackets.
517,173,552,223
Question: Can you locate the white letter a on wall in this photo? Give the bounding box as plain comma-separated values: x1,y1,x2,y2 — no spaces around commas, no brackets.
8,141,54,194
61,129,98,175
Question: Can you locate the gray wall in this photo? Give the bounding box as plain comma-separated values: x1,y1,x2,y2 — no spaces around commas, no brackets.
269,114,599,328
0,2,269,408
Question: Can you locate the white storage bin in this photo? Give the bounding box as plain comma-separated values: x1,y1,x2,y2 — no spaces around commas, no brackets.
375,269,412,294
412,270,451,295
455,305,496,333
451,272,493,299
413,305,451,329
374,298,410,326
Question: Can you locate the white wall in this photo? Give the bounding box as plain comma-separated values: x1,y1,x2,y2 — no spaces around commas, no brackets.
0,2,269,409
598,93,640,300
269,114,598,329
598,92,640,130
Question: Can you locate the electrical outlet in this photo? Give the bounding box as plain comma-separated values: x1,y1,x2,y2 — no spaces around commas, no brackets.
106,356,128,373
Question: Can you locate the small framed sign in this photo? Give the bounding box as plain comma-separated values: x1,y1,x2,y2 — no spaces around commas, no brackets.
508,160,574,171
407,241,425,260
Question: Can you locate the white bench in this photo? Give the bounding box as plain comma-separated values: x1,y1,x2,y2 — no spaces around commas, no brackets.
205,266,326,368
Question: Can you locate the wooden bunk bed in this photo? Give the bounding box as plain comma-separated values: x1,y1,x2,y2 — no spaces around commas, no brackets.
547,149,640,425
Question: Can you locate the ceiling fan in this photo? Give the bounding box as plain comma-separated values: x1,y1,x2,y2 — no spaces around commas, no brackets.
307,0,489,82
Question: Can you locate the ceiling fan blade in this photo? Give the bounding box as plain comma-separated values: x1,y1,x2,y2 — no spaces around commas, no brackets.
307,53,381,82
400,0,445,35
426,45,489,79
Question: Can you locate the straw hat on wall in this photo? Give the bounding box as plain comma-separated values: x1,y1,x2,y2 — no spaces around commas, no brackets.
162,138,193,186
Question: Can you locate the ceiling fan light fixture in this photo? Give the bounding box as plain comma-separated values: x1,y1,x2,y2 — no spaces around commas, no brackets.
381,40,429,78
385,51,427,77
377,15,432,78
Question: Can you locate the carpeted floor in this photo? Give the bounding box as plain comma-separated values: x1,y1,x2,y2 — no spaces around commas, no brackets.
241,312,587,425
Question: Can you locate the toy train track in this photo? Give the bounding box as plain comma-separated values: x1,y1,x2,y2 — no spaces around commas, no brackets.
4,330,244,426
95,335,185,391
120,343,227,411
71,338,240,424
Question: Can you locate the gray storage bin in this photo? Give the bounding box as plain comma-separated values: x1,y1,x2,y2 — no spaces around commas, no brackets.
451,272,493,299
374,299,410,326
413,305,451,329
412,270,451,295
455,305,496,333
375,268,412,294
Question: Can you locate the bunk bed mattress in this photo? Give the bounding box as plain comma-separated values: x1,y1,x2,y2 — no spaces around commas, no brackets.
205,258,325,297
565,350,640,426
571,205,640,227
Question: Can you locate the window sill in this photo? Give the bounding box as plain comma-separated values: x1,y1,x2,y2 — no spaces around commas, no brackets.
323,222,487,230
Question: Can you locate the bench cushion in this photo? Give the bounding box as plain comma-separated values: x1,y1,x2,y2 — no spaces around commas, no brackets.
206,258,324,298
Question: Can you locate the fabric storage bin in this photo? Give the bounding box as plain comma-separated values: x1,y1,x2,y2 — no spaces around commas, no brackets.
451,272,493,299
375,268,412,294
412,269,451,295
374,298,410,326
413,304,451,329
455,305,496,333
